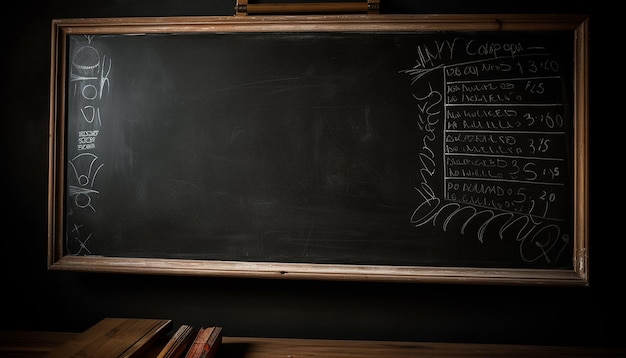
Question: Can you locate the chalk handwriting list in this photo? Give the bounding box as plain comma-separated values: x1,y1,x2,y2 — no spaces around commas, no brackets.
402,38,570,264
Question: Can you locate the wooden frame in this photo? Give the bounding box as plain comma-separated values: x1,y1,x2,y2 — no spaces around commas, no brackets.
48,14,589,286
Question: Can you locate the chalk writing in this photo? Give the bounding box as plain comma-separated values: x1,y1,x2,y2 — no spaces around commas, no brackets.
403,36,569,264
65,35,111,255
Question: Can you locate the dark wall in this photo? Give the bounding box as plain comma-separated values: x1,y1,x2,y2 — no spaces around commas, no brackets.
5,0,621,349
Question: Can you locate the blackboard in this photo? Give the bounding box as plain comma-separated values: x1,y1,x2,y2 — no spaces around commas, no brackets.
48,14,590,285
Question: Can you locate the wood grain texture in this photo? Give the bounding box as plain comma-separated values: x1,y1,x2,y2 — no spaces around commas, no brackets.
2,331,626,358
43,318,172,358
0,331,77,357
217,337,626,358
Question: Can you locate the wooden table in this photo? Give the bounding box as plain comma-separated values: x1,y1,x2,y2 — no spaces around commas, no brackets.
1,330,625,357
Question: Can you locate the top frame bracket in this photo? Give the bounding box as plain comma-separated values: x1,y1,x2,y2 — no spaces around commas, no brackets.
235,0,380,16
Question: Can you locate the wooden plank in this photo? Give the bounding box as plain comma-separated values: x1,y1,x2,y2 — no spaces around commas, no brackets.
3,331,626,358
0,330,78,357
45,318,172,358
218,337,626,358
121,319,174,357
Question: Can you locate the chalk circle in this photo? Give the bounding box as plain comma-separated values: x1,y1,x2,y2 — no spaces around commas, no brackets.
72,46,100,76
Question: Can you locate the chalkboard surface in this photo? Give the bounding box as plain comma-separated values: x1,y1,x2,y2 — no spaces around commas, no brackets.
51,15,589,284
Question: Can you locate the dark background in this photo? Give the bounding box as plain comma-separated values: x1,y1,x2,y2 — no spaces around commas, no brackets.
4,0,620,349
